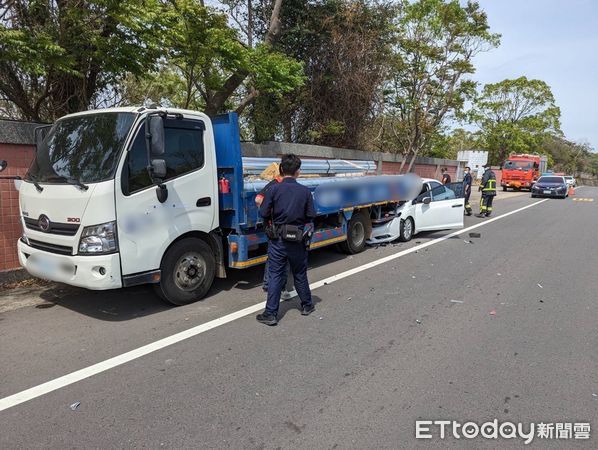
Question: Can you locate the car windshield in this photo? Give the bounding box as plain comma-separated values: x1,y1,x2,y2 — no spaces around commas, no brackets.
538,177,563,183
503,160,533,170
28,112,136,184
565,176,573,180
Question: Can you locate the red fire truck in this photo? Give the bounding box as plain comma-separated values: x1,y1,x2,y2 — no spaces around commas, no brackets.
501,154,545,191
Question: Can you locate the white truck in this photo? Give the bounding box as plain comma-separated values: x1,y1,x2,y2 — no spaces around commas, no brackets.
0,107,464,305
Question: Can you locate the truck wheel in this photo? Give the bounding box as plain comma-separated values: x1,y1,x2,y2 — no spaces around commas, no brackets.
154,238,216,305
399,217,414,242
338,211,370,254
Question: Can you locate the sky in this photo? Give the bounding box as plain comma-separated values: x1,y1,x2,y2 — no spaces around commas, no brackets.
471,0,598,150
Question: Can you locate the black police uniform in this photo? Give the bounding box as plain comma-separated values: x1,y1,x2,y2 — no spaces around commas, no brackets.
259,177,316,317
463,171,473,215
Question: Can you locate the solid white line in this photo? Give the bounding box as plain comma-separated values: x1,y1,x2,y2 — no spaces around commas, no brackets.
0,198,549,413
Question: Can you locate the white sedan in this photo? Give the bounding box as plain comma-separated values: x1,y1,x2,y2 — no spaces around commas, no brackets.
367,178,464,244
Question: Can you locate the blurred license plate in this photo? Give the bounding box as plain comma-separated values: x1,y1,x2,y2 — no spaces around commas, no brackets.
33,255,57,275
543,190,551,194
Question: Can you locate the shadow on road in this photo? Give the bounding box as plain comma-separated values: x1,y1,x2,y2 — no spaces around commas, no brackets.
31,246,360,322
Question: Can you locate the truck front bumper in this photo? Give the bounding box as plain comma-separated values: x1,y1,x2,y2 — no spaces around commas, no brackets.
17,239,122,290
502,181,531,189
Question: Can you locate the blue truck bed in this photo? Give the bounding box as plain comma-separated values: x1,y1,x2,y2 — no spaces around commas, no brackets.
212,112,411,268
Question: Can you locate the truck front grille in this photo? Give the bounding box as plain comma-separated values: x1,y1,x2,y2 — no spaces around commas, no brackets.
23,217,80,236
27,239,73,255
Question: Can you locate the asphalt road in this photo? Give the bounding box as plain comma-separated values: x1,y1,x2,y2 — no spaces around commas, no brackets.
1,188,597,449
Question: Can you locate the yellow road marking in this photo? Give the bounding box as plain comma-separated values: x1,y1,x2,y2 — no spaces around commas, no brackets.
572,198,594,202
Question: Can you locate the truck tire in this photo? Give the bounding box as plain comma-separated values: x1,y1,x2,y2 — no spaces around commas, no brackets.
502,186,507,192
399,217,414,242
338,211,371,254
154,238,216,305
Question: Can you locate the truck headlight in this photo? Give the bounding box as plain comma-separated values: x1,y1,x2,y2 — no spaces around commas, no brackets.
78,221,118,254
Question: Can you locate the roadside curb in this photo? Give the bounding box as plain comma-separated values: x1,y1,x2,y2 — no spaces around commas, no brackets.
0,268,34,287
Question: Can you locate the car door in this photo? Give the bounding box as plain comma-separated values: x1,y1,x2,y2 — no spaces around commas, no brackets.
413,182,464,231
114,115,217,276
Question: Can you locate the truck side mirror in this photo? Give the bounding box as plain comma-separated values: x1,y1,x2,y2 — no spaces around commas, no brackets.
0,160,7,173
147,115,165,156
34,125,51,153
151,159,167,179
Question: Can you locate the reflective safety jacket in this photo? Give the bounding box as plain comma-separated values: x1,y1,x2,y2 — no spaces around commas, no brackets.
481,169,497,196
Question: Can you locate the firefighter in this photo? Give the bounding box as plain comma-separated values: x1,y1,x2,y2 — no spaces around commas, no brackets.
476,164,497,217
463,166,473,216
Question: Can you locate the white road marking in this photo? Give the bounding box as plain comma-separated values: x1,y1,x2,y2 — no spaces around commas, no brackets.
0,199,549,413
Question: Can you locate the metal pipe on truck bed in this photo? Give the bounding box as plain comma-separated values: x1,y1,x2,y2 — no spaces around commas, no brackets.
241,157,376,176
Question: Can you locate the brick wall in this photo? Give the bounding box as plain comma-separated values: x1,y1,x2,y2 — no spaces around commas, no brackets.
0,144,34,271
381,161,457,181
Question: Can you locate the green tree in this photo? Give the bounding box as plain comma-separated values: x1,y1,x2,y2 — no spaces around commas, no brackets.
249,0,396,146
471,76,562,164
379,0,499,172
428,127,485,159
121,0,303,116
0,0,164,121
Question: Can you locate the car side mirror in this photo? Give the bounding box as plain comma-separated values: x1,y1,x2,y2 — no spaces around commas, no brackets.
0,160,7,173
422,196,431,205
147,115,165,156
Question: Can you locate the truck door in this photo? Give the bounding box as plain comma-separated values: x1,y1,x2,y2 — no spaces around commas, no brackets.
115,115,217,277
413,183,464,231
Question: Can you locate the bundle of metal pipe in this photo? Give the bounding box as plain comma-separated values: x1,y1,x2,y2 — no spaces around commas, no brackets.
242,157,376,176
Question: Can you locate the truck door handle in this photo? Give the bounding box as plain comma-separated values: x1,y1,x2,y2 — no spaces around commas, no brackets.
452,204,463,208
196,197,211,207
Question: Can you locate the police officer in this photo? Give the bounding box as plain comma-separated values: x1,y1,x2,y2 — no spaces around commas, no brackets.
463,166,473,216
441,168,452,185
256,154,316,326
255,169,292,296
476,164,497,217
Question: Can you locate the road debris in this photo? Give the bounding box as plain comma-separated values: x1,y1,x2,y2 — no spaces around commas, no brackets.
497,273,501,276
450,300,464,304
489,310,496,316
347,297,352,301
539,299,544,303
319,317,323,320
415,319,422,324
411,275,416,279
70,402,81,411
469,232,481,238
537,283,543,289
464,240,474,244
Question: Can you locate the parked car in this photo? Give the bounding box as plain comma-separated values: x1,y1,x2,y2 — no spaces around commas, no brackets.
564,176,576,188
367,178,464,244
531,176,569,199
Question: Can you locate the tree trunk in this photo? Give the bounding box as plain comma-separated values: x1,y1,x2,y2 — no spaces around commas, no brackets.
206,0,284,115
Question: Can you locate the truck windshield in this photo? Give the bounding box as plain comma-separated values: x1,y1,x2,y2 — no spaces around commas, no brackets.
28,112,136,184
503,160,532,170
538,177,563,183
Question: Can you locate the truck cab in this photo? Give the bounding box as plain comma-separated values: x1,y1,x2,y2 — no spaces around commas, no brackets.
15,107,223,304
501,154,546,191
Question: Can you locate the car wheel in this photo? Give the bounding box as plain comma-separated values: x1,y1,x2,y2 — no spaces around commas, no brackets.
531,194,536,198
399,217,414,242
154,238,216,305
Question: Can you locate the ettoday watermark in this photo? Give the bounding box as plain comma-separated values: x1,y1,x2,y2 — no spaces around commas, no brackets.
415,420,591,444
